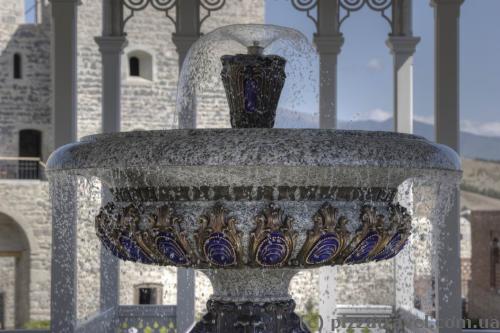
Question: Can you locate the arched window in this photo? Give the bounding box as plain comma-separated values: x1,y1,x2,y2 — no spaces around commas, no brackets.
133,283,163,305
129,56,140,77
491,238,500,289
18,129,42,179
13,53,22,79
127,50,153,81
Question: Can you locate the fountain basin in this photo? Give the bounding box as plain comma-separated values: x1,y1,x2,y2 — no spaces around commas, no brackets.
46,129,460,269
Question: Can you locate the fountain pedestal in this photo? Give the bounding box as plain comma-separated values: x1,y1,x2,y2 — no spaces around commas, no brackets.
192,269,308,333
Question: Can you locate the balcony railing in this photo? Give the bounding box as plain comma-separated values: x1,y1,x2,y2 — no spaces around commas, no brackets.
1,305,176,333
0,157,45,180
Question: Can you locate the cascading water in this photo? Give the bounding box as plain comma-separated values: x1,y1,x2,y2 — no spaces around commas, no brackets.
47,24,461,332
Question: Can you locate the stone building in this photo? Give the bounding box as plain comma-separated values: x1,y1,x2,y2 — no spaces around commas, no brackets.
465,192,500,321
0,0,269,328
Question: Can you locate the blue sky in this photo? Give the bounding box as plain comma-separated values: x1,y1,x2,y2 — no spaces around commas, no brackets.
24,0,36,23
266,0,500,137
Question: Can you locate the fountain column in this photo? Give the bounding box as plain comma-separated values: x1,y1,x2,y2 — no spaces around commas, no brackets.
432,0,463,331
49,0,79,332
95,0,127,313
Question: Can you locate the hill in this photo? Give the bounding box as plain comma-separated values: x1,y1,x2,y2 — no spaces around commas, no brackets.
276,109,500,161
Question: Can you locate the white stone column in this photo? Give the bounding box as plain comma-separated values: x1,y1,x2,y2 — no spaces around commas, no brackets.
432,0,463,331
386,36,420,134
95,36,127,134
314,0,343,325
318,266,337,329
315,35,344,129
314,0,343,129
95,0,127,314
172,0,201,130
386,1,420,314
172,1,200,331
51,0,78,149
49,0,79,332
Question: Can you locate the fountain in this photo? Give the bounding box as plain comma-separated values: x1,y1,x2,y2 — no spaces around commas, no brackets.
46,25,461,332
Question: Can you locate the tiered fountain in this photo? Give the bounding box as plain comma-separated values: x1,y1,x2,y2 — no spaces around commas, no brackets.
47,25,461,332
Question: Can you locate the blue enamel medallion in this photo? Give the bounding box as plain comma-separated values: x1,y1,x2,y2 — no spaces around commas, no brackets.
256,231,289,267
119,234,153,264
305,232,341,265
156,232,190,265
372,233,407,261
344,232,381,264
100,234,128,260
244,78,258,113
204,232,237,267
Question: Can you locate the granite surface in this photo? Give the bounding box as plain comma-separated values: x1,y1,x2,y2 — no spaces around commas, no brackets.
46,129,461,189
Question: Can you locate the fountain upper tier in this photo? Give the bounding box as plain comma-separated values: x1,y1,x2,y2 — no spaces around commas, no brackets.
46,129,459,190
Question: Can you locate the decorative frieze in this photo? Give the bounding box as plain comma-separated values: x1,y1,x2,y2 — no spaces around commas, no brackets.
95,201,412,269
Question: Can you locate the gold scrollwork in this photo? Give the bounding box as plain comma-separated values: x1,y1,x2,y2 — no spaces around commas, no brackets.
135,205,195,266
339,205,386,264
249,203,298,268
369,204,412,261
195,204,243,268
297,203,349,267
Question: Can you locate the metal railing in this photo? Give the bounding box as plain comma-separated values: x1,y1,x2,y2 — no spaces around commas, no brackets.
115,305,176,333
0,157,45,180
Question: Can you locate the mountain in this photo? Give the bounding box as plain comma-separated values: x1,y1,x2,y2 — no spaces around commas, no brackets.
339,119,500,161
462,159,500,200
275,109,500,161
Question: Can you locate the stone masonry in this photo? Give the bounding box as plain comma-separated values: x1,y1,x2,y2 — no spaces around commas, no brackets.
468,211,500,321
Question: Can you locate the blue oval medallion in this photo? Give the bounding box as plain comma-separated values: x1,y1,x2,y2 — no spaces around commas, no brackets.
256,231,289,267
204,232,237,267
305,232,341,265
244,78,258,113
156,232,190,266
344,232,381,264
99,234,128,260
119,233,153,264
372,233,408,261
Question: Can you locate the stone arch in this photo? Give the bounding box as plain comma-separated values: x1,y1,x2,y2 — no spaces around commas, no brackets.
0,212,31,328
0,205,40,254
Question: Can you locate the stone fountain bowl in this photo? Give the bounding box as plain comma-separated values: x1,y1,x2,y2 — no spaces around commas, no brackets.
46,128,460,271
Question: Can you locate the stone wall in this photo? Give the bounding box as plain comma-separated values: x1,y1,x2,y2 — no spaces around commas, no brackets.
468,210,500,320
335,261,395,306
0,180,52,324
0,257,15,329
0,1,52,159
